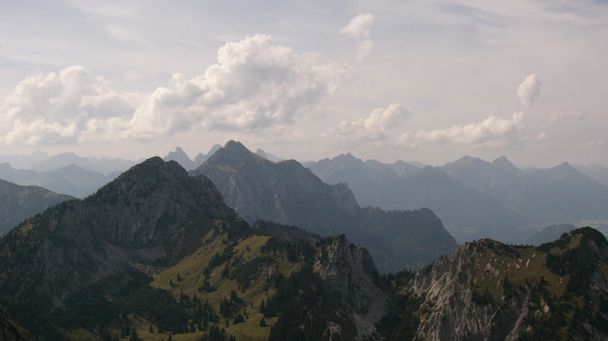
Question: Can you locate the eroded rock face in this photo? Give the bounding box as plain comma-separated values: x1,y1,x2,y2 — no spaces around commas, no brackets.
410,229,608,341
313,235,387,340
412,242,528,340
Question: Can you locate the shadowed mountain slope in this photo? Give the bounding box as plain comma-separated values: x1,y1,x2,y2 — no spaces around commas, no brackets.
0,179,72,235
192,141,457,272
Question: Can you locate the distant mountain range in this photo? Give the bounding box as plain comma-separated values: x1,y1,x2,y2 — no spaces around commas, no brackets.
309,153,608,243
0,179,72,235
192,141,457,272
29,152,136,176
441,156,608,227
2,145,607,245
0,163,114,198
163,145,223,170
526,223,577,245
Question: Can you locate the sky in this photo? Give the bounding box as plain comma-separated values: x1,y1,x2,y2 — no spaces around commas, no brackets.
0,0,606,167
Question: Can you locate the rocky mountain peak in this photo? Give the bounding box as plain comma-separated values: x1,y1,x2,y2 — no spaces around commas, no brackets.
163,147,195,170
90,157,234,224
205,140,264,167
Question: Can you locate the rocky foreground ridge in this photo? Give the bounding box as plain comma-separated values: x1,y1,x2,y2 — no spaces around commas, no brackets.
400,227,608,340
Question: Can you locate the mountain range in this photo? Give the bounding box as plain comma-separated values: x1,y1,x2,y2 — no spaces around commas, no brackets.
0,156,606,340
0,157,388,340
309,153,608,243
29,152,136,176
0,162,115,198
192,141,457,272
0,179,72,235
441,156,608,227
163,145,222,171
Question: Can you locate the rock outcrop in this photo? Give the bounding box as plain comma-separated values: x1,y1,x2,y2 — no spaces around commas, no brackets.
409,227,608,340
313,235,387,339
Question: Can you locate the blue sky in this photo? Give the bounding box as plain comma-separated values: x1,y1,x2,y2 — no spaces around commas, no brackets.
0,0,606,166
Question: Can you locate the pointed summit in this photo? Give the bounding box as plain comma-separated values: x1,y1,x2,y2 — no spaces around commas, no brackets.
164,147,195,170
491,155,520,175
203,140,265,167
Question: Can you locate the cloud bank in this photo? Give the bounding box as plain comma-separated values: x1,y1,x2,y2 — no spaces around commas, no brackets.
0,66,141,145
0,35,346,145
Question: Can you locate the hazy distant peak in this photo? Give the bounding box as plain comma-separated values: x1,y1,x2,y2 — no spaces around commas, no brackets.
334,152,362,163
166,146,189,158
453,155,487,166
163,146,195,170
207,144,222,155
491,155,520,174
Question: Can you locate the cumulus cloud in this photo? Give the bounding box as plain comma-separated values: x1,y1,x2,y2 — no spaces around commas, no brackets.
550,111,585,123
517,73,541,108
340,14,375,60
0,35,345,145
127,34,345,139
412,112,525,147
330,103,412,146
0,66,141,145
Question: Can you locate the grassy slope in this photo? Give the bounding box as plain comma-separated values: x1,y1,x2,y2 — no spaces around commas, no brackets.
70,230,306,341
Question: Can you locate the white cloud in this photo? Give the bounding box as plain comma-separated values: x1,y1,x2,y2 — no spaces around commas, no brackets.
550,111,585,123
340,14,375,60
0,66,141,146
328,103,411,147
517,73,541,108
412,112,525,147
0,35,346,145
128,34,346,139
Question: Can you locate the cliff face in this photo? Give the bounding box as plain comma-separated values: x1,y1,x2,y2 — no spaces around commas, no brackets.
409,228,608,340
313,235,387,339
